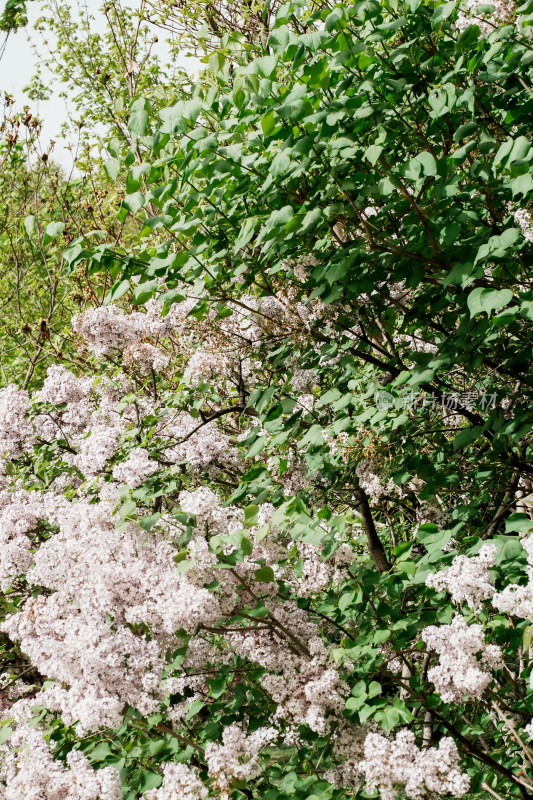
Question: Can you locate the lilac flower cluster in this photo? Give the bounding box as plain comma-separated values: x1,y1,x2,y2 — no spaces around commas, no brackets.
205,724,277,797
0,293,509,800
145,763,208,800
425,542,497,612
359,729,470,800
422,614,503,702
0,699,122,800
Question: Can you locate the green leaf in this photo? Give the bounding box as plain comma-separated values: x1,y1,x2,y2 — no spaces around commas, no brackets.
141,215,173,234
475,228,519,262
45,221,65,240
375,700,414,732
402,151,437,179
104,157,120,182
24,215,36,236
276,98,313,122
250,386,277,414
269,151,291,178
255,55,278,79
339,590,355,611
364,144,383,165
247,436,267,457
128,97,150,136
208,51,226,75
261,110,276,137
374,706,401,732
467,288,513,317
453,122,478,142
146,739,167,756
0,724,12,746
185,699,205,719
140,513,160,531
105,279,130,305
300,207,323,234
524,624,533,652
266,205,293,230
505,513,533,534
511,172,533,198
244,504,260,526
255,565,275,582
298,30,328,52
160,105,186,135
494,136,532,168
452,426,483,450
160,288,186,310
123,191,145,215
493,535,525,565
138,771,162,792
88,743,113,762
417,151,437,176
119,498,137,521
242,464,268,482
416,524,453,553
268,25,289,54
234,217,257,251
345,694,367,712
132,279,158,305
449,140,476,163
325,7,346,31
431,0,456,25
208,676,227,698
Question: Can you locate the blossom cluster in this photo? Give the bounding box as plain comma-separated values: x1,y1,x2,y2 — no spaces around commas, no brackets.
0,292,522,800
145,763,208,800
455,0,514,35
359,729,470,800
422,614,503,702
0,345,352,746
425,542,497,611
0,699,122,800
205,724,277,796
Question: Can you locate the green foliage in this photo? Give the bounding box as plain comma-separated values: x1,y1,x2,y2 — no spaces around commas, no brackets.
0,0,27,33
0,99,124,389
4,0,533,798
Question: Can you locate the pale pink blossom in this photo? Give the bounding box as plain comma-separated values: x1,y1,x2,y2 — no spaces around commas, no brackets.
515,208,533,243
422,615,502,702
112,447,158,486
426,542,496,611
0,385,32,458
0,702,122,800
205,725,277,790
359,729,470,800
123,342,170,372
145,762,208,800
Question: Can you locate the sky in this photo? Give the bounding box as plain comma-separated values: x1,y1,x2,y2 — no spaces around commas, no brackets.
1,0,201,168
2,4,69,158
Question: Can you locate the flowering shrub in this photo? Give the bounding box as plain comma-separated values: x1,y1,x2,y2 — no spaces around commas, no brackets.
2,0,533,798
